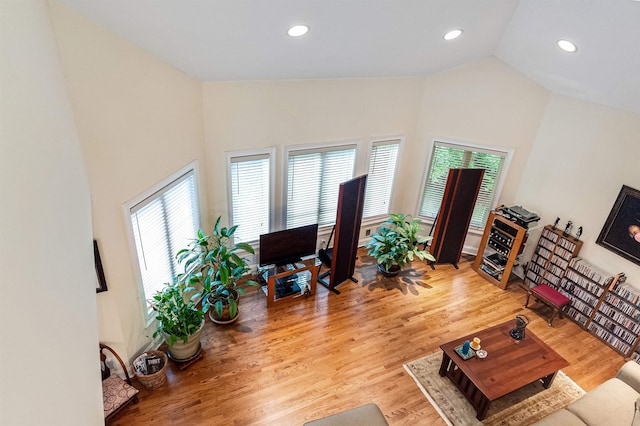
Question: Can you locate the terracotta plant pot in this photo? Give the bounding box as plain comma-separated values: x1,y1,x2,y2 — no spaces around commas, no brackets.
207,291,241,324
209,306,239,324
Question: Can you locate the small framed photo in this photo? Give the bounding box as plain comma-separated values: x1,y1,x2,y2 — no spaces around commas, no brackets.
95,240,108,293
596,185,640,267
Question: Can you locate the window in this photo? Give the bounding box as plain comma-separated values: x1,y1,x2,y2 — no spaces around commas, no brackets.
127,166,199,319
419,141,508,229
228,150,272,243
286,144,357,228
363,138,400,218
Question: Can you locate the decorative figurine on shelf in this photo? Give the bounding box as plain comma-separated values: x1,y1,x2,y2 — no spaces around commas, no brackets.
552,217,560,230
576,226,583,240
461,340,471,355
563,220,573,237
509,314,530,340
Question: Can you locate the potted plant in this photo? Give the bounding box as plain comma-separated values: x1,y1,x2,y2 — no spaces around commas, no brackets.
364,213,436,277
177,216,257,324
150,280,204,361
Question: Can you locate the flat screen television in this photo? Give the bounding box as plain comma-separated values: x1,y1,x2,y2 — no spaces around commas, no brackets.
259,224,318,266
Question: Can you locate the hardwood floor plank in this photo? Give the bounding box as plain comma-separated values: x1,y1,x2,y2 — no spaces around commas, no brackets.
110,251,625,425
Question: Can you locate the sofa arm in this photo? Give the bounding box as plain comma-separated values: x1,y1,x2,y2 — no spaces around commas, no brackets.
616,361,640,393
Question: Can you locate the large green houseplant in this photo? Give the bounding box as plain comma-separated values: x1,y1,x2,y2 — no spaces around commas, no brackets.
177,216,257,324
150,280,204,361
365,213,436,276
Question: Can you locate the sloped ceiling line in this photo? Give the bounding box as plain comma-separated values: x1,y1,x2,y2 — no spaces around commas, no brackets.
58,0,640,114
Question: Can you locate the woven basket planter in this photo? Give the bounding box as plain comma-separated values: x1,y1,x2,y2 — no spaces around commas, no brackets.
132,350,168,390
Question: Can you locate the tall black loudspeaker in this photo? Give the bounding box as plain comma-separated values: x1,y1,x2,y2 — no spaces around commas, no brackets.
317,175,367,294
429,168,484,268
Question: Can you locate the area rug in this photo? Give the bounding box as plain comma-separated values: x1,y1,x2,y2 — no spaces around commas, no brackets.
403,352,585,426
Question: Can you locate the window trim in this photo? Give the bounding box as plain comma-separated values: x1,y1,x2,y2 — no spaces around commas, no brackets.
362,134,403,221
225,147,276,244
416,138,513,231
123,161,201,326
282,139,361,231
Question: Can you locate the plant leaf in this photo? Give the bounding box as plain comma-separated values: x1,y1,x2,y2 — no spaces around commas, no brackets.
235,242,255,254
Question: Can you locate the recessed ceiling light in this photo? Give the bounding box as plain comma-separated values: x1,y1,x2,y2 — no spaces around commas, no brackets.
287,25,309,37
443,29,463,41
557,39,577,53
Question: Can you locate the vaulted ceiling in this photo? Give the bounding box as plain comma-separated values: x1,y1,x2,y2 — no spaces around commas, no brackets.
58,0,640,114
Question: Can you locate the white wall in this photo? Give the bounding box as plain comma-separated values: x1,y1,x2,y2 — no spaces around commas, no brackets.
49,0,207,362
0,1,101,424
516,94,640,285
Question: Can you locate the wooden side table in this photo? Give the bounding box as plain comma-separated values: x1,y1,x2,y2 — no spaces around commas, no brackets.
263,257,320,307
439,321,569,420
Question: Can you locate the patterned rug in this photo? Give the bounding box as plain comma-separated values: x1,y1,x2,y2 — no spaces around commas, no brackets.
404,352,585,426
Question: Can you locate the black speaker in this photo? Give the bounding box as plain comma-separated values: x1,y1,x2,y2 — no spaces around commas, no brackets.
430,168,484,267
318,175,367,293
332,175,366,285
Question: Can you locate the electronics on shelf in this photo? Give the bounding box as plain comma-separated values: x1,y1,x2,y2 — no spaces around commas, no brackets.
499,205,540,228
472,209,528,289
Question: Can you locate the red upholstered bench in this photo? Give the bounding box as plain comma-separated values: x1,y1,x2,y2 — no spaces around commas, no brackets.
523,284,571,327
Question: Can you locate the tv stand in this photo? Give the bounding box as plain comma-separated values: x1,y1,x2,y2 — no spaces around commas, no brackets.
261,257,321,307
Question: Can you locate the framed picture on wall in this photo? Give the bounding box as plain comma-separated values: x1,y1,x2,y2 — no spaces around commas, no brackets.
94,239,108,293
596,185,640,267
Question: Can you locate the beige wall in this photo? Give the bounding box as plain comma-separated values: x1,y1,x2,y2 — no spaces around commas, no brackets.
202,78,425,234
0,0,101,423
516,94,640,285
412,57,550,251
42,0,640,366
203,59,550,253
50,1,207,361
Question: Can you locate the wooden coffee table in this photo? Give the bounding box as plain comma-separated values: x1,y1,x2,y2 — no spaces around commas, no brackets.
439,321,569,420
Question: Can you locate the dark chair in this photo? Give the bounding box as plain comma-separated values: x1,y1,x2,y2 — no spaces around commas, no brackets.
100,343,139,423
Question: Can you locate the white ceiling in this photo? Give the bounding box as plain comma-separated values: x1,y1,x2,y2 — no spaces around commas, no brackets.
57,0,640,114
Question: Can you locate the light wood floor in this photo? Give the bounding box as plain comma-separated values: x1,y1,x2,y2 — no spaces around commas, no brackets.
111,251,625,425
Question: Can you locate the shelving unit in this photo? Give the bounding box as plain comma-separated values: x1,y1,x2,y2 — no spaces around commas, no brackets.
589,275,640,358
556,258,614,327
543,256,640,360
523,225,583,290
260,257,321,308
473,211,527,290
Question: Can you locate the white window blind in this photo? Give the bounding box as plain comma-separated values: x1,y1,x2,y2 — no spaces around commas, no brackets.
363,139,400,218
286,145,356,228
229,153,270,243
130,170,199,316
419,141,506,228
